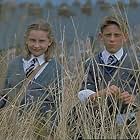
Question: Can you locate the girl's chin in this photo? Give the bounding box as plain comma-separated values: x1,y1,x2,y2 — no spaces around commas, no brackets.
32,53,42,57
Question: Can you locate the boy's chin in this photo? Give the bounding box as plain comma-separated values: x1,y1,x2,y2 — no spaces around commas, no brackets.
106,48,121,54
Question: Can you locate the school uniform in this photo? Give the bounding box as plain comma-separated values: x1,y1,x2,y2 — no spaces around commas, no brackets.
78,48,139,120
0,54,62,127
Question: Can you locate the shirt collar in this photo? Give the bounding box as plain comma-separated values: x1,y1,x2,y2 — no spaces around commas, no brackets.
22,54,45,65
102,48,124,64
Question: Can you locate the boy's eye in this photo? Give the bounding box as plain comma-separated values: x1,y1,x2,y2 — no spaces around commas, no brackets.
104,33,111,37
114,33,121,37
104,33,122,37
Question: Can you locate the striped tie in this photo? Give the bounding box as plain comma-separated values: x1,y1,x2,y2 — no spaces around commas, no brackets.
107,55,117,65
26,58,37,77
106,55,118,72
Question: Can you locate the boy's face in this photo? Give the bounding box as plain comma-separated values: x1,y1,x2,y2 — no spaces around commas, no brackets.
100,24,127,54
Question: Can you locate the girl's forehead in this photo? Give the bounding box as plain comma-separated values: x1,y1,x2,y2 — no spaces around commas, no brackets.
27,30,49,38
28,30,49,35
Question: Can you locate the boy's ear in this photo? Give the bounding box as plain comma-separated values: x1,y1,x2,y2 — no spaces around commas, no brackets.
98,32,103,41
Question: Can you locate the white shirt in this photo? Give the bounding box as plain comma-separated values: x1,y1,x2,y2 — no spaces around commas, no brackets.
78,48,124,103
22,54,48,79
102,48,123,64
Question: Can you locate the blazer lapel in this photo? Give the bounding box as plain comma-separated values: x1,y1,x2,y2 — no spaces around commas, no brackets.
34,59,56,86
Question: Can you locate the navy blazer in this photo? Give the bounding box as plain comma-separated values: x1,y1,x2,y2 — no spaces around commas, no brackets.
80,49,140,113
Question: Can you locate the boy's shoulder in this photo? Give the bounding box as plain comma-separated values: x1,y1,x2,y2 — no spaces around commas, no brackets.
85,51,100,62
120,48,139,69
84,53,100,67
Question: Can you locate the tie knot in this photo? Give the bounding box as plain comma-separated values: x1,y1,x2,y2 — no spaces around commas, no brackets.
107,55,117,65
31,58,38,64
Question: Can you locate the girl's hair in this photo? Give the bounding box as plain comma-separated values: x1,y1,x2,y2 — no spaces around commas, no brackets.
24,19,56,61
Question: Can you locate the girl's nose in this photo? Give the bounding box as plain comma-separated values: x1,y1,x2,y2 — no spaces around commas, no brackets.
34,42,40,48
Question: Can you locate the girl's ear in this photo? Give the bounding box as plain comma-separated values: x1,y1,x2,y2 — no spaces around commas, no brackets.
123,33,128,43
48,40,52,46
25,41,28,47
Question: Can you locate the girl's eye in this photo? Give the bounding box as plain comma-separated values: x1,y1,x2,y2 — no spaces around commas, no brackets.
39,40,45,43
29,39,36,43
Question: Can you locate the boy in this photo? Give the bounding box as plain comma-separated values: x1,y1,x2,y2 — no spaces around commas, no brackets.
78,15,139,138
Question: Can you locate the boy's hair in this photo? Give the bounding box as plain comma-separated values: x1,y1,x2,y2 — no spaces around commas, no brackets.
24,19,56,61
100,15,129,34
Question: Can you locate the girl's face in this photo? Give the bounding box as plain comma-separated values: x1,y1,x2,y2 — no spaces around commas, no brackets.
100,24,127,54
26,30,52,57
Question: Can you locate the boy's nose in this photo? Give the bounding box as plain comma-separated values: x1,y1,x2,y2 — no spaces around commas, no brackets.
110,35,115,41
